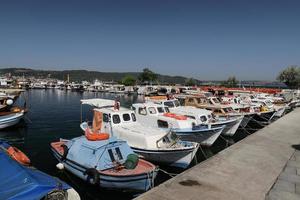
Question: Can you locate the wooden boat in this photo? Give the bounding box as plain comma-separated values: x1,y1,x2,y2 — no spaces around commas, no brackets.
0,108,26,129
51,136,157,192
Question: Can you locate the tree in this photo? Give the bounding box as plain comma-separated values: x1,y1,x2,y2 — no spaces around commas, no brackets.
138,68,157,84
185,78,197,86
277,65,300,89
121,75,136,86
222,76,238,87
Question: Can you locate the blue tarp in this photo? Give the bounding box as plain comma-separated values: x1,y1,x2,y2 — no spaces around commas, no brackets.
0,142,70,200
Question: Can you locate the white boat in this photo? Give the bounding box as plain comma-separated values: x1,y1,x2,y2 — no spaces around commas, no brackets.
132,102,225,146
0,111,25,129
148,98,244,137
80,99,199,168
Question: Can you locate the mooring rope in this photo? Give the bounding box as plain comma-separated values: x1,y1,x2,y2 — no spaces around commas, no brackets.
159,168,178,177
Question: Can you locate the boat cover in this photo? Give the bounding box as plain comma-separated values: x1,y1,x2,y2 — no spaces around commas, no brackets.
0,142,70,200
81,98,115,108
66,136,134,171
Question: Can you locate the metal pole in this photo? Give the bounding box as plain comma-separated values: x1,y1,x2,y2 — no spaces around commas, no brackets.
80,104,82,123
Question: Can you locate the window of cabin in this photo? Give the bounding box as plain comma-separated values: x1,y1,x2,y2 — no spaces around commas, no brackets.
188,98,194,103
164,101,174,108
157,107,165,113
157,120,169,128
148,107,157,114
131,113,136,121
164,107,170,113
196,98,201,104
123,113,131,121
138,107,147,115
103,113,109,122
112,114,121,124
200,116,207,122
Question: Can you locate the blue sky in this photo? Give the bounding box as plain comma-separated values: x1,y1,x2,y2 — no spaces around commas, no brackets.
0,0,299,80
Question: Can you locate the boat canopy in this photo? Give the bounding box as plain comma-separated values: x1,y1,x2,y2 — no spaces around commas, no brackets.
0,143,70,200
66,136,134,171
81,98,115,108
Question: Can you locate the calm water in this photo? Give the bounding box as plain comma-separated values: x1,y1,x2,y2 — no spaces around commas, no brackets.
0,89,253,200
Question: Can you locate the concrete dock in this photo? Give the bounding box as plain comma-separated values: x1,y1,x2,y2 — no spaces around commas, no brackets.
136,108,300,200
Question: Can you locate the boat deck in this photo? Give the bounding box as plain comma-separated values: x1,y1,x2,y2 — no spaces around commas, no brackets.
51,141,155,176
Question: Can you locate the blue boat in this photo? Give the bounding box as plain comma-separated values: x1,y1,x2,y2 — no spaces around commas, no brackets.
51,135,158,192
0,141,80,200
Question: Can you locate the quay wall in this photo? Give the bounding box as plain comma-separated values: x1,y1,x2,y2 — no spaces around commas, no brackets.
136,108,300,200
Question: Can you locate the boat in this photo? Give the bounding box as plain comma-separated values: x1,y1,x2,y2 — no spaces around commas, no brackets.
147,98,244,137
0,140,80,200
51,124,157,192
80,98,199,168
179,95,261,128
132,102,224,146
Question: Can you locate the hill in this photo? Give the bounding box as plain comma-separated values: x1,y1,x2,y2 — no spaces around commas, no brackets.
0,68,199,85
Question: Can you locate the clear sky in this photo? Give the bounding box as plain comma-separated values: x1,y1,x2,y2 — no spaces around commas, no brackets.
0,0,299,80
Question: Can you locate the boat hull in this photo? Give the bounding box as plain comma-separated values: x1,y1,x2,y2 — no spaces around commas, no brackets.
212,116,243,137
0,112,24,129
51,147,157,192
132,142,199,168
172,126,224,147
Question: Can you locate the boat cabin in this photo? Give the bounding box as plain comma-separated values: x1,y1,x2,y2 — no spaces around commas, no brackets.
132,103,195,130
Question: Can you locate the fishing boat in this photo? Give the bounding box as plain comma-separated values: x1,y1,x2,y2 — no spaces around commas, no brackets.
80,98,199,168
51,134,157,192
0,109,25,129
0,140,80,200
132,102,225,146
148,98,243,137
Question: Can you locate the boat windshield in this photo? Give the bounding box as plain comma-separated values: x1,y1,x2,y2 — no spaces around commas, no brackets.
164,101,174,108
157,131,179,148
164,107,170,113
157,107,165,113
212,98,221,103
174,100,180,107
265,100,273,107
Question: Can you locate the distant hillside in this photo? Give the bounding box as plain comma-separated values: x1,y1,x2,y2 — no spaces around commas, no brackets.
0,68,199,85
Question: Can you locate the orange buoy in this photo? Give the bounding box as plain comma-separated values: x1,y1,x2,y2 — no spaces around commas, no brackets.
85,128,110,141
7,146,31,166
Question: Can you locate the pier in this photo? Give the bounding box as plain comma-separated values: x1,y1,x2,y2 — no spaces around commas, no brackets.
136,108,300,200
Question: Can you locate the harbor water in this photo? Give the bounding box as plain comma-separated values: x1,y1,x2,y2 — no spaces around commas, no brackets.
0,89,253,200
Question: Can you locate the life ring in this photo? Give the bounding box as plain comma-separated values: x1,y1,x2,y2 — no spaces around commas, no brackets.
84,168,99,185
7,146,31,166
61,144,69,161
85,128,110,141
163,113,187,120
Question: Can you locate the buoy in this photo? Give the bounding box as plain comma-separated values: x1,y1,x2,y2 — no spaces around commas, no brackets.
6,99,13,106
7,146,31,166
56,163,64,170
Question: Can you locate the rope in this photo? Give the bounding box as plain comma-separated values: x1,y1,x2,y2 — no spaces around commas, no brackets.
198,144,208,159
219,135,230,147
159,168,178,177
